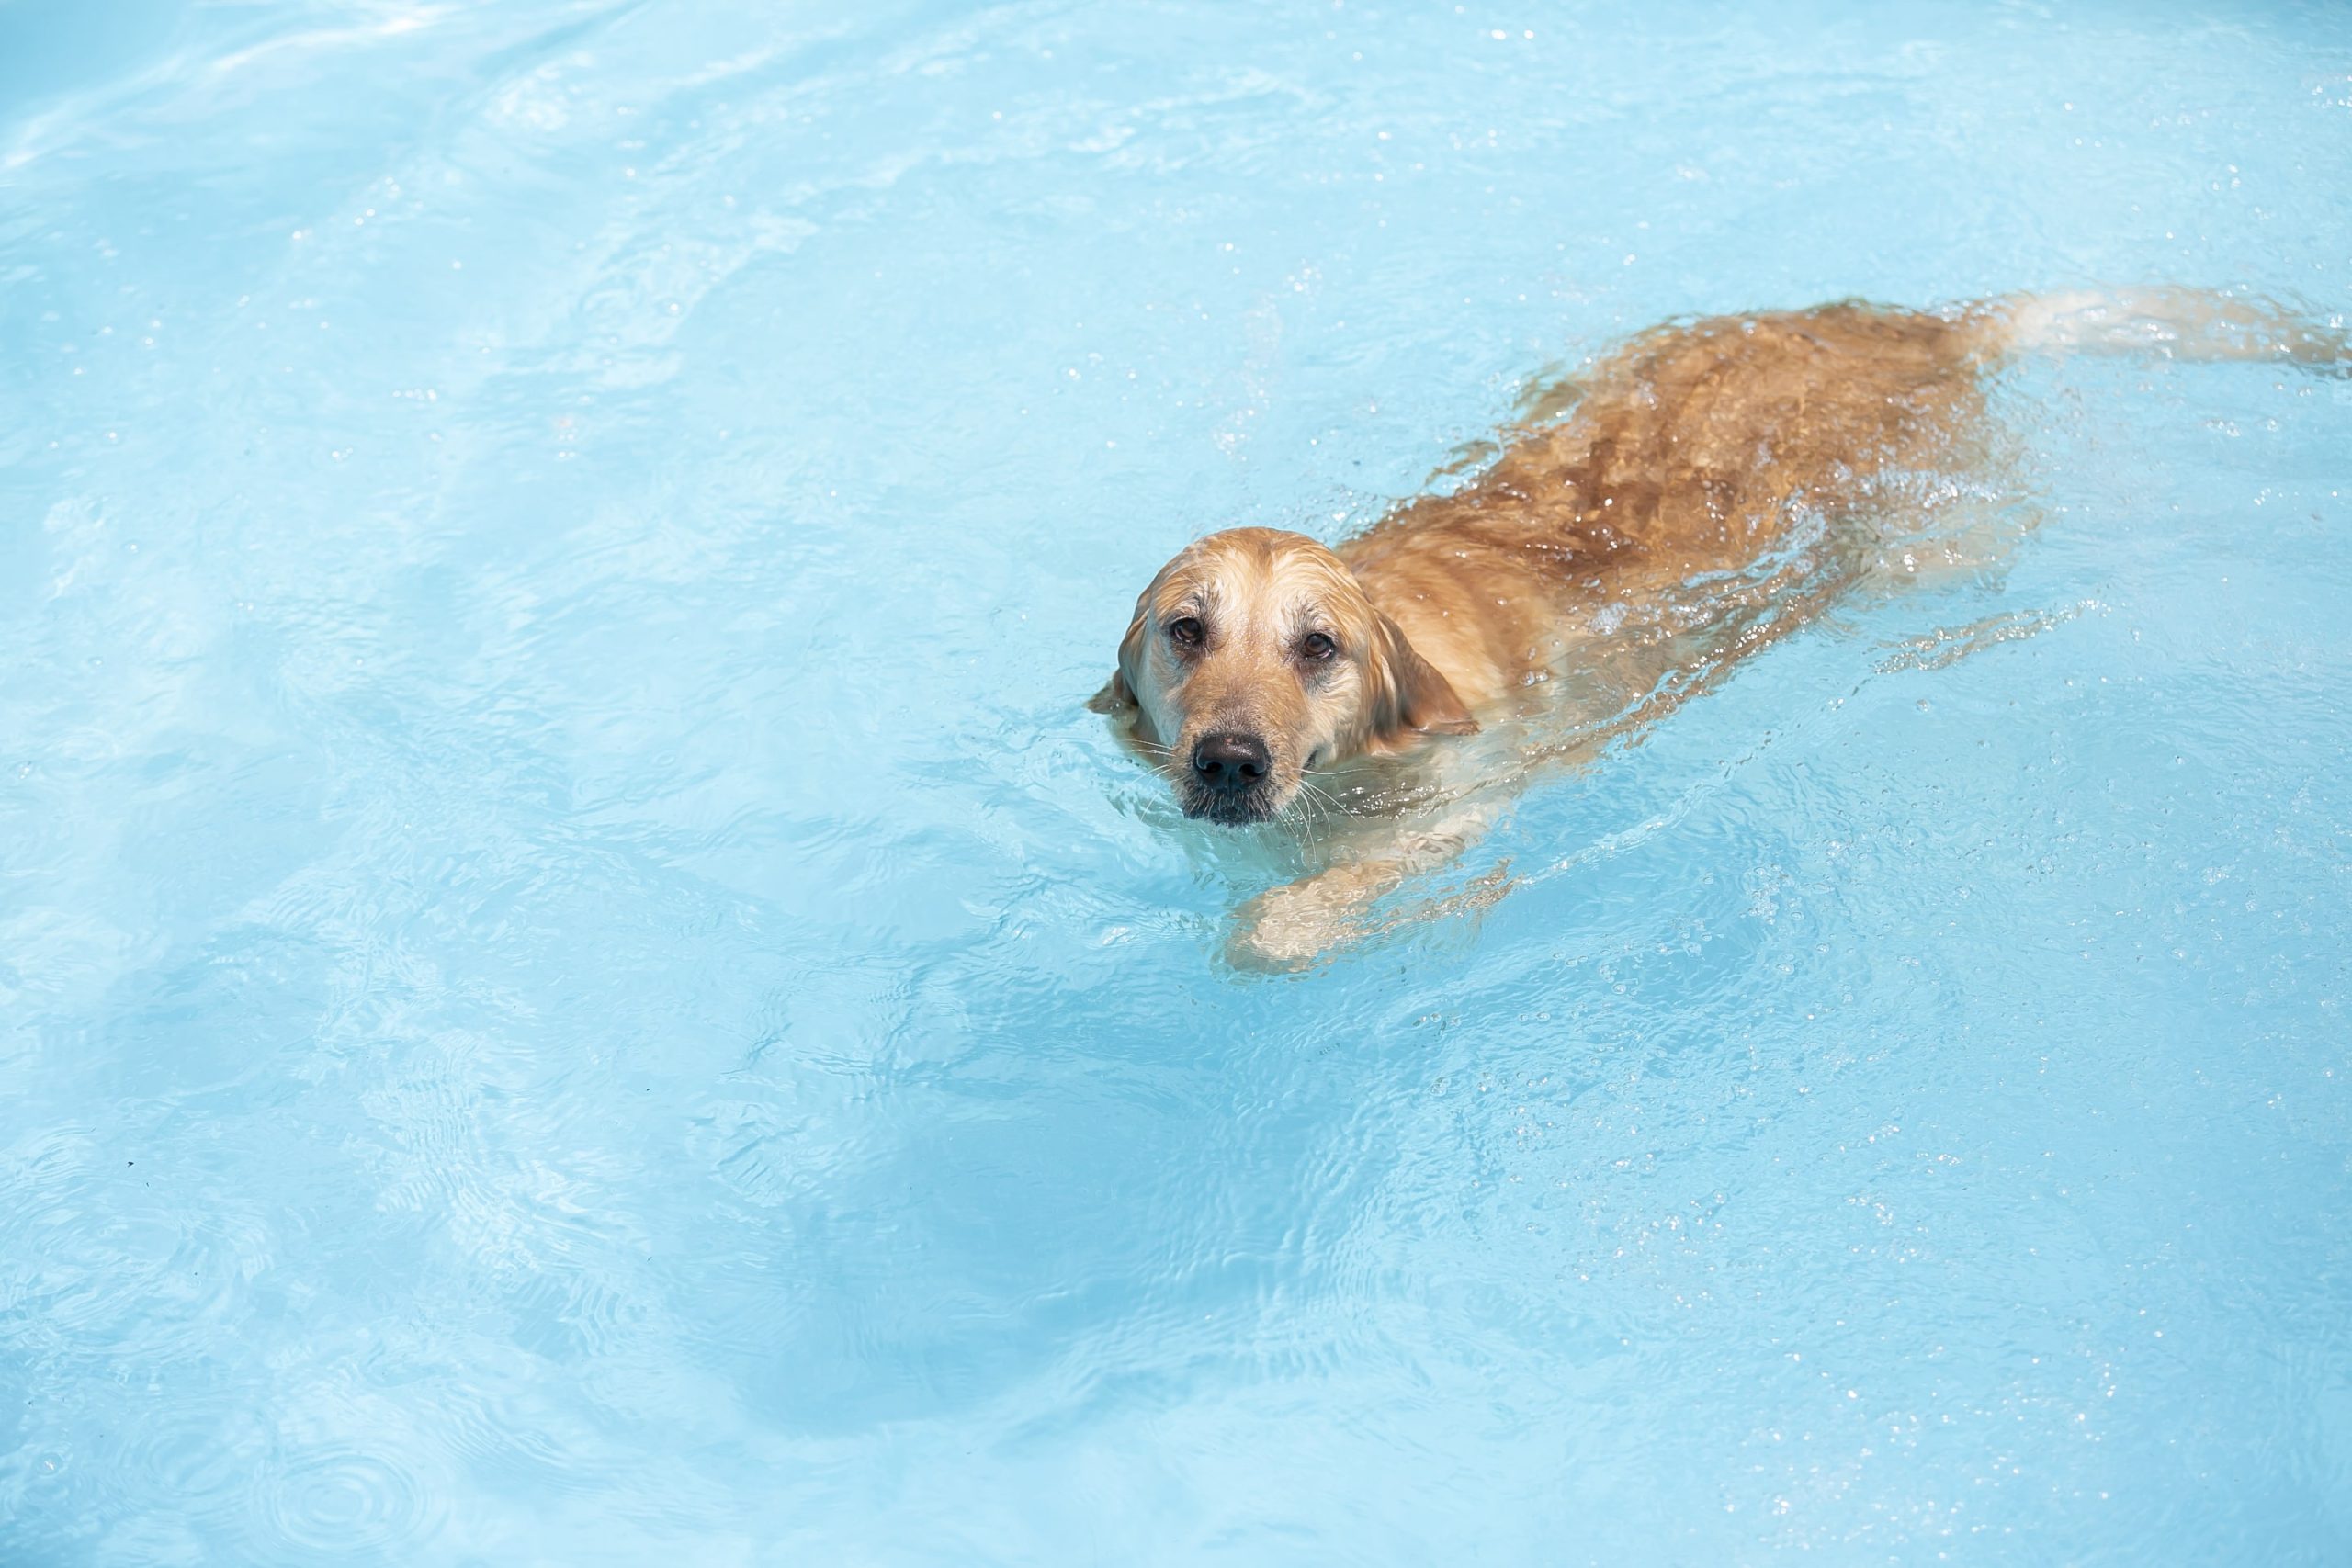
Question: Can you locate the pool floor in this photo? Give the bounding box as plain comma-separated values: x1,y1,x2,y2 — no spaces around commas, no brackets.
3,1,2351,1562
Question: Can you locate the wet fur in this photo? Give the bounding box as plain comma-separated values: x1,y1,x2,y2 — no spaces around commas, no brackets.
1093,291,2348,965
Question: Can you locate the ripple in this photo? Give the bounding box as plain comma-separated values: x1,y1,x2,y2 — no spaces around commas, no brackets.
110,1399,269,1528
250,1443,441,1562
422,1371,594,1494
1874,602,2091,673
0,1133,272,1372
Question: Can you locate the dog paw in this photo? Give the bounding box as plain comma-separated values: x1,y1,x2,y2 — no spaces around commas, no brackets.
1225,880,1365,972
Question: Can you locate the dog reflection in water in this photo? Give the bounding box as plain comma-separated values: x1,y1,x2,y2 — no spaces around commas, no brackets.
1090,290,2346,968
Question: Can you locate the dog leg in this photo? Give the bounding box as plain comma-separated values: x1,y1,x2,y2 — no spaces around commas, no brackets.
1226,799,1500,970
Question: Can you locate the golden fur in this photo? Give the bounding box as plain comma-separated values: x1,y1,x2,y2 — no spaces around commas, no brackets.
1092,291,2346,966
1093,527,1477,825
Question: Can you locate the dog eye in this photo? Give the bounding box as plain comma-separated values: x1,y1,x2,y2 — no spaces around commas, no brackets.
1168,616,1204,649
1299,631,1338,660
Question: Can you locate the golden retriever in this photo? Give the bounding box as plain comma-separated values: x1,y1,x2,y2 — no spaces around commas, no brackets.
1091,290,2346,967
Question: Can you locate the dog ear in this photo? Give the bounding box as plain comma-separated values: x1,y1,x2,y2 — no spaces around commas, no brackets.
1086,604,1148,714
1085,667,1132,713
1373,612,1478,737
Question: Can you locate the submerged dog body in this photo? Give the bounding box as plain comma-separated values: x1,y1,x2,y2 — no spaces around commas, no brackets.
1092,290,2346,964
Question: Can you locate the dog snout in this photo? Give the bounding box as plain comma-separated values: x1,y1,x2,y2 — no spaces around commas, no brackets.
1191,732,1270,793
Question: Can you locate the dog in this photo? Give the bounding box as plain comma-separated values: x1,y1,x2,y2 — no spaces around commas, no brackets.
1091,290,2346,968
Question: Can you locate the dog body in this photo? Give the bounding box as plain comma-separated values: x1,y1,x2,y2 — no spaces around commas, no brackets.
1343,303,1990,703
1093,291,2346,965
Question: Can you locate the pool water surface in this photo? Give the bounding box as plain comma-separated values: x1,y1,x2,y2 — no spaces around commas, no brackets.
4,1,2351,1562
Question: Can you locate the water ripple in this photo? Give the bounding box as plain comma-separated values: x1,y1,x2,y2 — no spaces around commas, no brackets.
0,1132,272,1372
249,1441,442,1562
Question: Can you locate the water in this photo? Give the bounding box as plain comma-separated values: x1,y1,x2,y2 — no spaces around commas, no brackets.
3,1,2349,1562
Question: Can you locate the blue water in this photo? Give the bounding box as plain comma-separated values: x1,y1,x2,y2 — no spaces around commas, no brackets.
5,1,2351,1562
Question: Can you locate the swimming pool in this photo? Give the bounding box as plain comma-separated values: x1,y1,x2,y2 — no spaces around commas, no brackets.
4,0,2349,1561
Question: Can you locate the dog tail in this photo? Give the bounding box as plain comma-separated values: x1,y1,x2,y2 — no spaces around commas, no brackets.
1971,288,2351,373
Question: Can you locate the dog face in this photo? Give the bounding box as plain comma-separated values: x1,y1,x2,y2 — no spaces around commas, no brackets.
1090,528,1476,824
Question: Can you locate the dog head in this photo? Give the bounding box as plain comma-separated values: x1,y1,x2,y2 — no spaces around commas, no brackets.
1089,527,1476,824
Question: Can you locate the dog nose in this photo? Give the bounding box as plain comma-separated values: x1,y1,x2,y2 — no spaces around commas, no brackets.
1192,732,1270,792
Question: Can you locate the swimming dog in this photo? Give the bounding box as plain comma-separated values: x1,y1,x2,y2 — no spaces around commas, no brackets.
1091,290,2346,967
